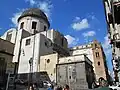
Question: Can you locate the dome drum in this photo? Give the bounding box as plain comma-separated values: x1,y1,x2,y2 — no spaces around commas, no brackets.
18,8,50,28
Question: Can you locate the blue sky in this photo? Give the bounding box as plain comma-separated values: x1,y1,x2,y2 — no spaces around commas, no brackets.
0,0,112,72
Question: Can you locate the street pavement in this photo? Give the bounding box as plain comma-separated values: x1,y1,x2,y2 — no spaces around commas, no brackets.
8,87,47,90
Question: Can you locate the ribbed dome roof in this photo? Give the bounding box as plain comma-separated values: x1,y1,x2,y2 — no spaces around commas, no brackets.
18,8,50,27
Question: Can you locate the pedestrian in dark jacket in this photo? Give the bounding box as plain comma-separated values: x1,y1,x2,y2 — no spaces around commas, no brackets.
33,83,39,90
57,85,62,90
64,84,69,90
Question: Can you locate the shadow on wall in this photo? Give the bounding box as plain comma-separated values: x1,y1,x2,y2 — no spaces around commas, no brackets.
16,71,51,85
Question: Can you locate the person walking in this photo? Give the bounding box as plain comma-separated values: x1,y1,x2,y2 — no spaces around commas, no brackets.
59,86,62,90
53,83,57,90
33,83,39,90
47,85,54,90
64,84,69,90
56,85,63,90
29,85,34,90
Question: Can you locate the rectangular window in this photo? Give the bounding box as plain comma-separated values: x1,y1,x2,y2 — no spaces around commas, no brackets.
98,62,100,66
114,5,118,23
32,21,37,29
95,44,97,48
0,57,5,61
25,39,31,46
6,33,12,41
96,52,99,57
44,26,46,31
20,22,24,29
113,5,120,24
117,6,120,24
108,13,113,24
61,38,64,46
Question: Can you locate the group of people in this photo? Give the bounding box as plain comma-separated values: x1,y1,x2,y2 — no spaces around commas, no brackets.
28,83,69,90
29,83,39,90
48,84,69,90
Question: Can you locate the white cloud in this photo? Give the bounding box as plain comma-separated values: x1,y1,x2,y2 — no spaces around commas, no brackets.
25,0,53,19
91,15,95,20
25,0,36,6
74,16,80,21
65,35,75,45
82,31,96,37
98,29,101,31
71,18,90,31
106,49,112,55
10,0,53,26
11,10,23,27
37,1,53,19
65,35,79,45
103,35,110,49
102,34,112,56
73,38,79,45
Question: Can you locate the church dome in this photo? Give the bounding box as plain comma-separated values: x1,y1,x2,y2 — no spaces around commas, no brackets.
18,8,50,27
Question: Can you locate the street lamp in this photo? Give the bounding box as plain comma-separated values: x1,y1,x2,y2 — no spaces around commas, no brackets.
28,58,33,90
13,62,18,90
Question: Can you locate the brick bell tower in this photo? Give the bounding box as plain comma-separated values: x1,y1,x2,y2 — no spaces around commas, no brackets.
92,40,109,83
